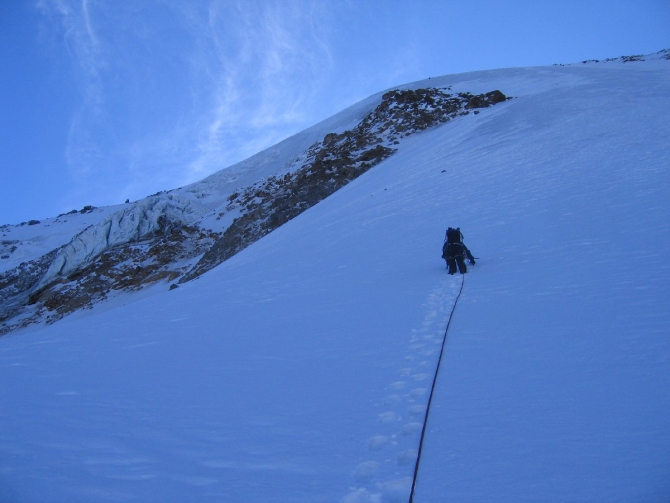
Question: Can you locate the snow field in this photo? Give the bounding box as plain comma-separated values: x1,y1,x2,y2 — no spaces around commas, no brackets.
408,62,670,501
0,144,468,502
1,57,669,502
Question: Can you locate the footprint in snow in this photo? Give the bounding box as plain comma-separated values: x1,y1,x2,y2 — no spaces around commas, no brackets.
396,449,418,466
410,388,427,398
378,411,400,423
409,405,426,417
401,422,423,436
384,394,401,406
348,282,456,499
367,436,389,451
354,461,380,483
341,488,381,503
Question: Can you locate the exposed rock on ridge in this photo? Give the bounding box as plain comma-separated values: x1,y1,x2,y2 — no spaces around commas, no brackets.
0,87,506,335
182,88,507,281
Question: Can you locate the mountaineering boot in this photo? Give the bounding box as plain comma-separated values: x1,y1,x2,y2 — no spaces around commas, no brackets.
456,256,467,274
446,258,457,274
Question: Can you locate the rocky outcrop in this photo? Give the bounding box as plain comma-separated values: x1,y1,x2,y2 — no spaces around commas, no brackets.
0,247,62,326
0,196,216,335
579,49,670,65
0,223,218,335
182,87,507,281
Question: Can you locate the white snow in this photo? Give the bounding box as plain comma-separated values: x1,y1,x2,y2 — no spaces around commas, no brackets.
1,53,669,502
0,206,124,274
34,195,204,289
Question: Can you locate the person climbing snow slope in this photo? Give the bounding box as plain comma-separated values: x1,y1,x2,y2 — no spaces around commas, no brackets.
442,227,475,274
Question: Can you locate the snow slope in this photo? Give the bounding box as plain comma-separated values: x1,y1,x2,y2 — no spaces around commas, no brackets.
1,54,669,502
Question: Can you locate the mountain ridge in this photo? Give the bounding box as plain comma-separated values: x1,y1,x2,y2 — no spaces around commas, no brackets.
2,87,507,334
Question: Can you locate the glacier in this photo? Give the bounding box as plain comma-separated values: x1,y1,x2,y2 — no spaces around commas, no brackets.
35,195,204,289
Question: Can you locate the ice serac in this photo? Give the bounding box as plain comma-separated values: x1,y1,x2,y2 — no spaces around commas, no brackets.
36,195,201,290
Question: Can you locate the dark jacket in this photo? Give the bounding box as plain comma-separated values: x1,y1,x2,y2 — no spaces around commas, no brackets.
442,241,475,263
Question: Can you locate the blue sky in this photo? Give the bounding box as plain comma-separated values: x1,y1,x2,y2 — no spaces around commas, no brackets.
1,0,668,225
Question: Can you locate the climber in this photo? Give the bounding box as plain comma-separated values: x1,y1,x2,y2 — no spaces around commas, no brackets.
442,227,475,275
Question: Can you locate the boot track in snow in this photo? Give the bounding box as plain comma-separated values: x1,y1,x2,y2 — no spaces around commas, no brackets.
409,273,465,503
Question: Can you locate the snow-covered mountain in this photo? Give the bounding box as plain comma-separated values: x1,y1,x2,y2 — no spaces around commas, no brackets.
1,86,505,335
1,50,669,502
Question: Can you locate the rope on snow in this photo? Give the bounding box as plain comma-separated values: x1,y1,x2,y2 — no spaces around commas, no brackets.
408,273,465,503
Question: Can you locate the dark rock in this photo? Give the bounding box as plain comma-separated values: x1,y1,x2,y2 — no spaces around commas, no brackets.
1,224,218,335
465,90,507,109
621,55,644,63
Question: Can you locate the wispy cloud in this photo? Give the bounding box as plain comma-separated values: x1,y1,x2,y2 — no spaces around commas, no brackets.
36,0,108,180
35,0,339,208
182,0,336,180
36,0,104,83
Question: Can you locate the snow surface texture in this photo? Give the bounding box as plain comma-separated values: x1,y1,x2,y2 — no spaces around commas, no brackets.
1,53,670,502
